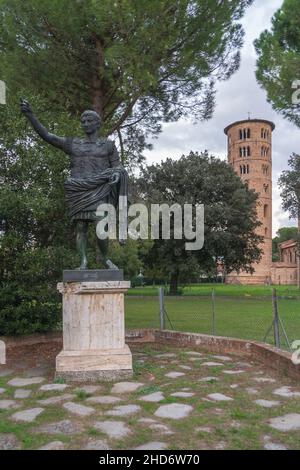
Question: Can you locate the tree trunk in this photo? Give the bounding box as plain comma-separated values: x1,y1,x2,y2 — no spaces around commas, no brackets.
92,35,105,118
169,269,179,295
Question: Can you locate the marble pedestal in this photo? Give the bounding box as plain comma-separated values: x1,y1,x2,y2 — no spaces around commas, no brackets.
55,277,132,382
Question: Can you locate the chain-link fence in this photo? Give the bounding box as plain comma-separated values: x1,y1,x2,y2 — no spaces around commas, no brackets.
125,287,300,352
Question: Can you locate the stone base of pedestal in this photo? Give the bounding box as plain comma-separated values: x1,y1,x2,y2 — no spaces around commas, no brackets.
55,345,133,382
56,276,132,382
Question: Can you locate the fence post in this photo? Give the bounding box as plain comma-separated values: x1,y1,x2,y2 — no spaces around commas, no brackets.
272,288,280,349
159,287,165,330
212,288,216,336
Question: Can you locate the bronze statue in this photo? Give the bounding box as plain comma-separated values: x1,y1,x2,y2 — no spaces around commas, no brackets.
20,99,128,270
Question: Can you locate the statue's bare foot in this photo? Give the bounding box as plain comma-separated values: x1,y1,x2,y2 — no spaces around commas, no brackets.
76,259,88,270
106,259,119,270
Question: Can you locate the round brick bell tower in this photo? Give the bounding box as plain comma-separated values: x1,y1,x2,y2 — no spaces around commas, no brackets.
224,118,275,284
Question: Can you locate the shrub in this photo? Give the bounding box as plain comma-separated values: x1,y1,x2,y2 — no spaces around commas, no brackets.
0,285,61,335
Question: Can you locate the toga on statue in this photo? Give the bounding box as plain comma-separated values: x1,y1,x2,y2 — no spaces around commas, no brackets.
20,100,128,270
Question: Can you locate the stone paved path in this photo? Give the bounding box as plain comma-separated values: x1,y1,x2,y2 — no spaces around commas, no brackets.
1,343,300,450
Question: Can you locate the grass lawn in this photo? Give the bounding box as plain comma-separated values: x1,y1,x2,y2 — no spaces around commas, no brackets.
125,284,300,348
128,283,300,298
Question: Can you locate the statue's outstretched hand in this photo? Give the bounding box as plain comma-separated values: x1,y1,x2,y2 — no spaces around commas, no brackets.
20,99,33,116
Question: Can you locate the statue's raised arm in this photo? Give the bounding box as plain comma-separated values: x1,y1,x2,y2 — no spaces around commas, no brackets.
20,99,68,152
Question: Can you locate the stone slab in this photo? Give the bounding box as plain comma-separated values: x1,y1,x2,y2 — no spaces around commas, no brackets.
63,269,124,282
0,400,20,410
269,413,300,431
12,407,44,423
165,372,185,379
139,392,165,402
8,377,45,387
207,393,233,402
170,392,194,398
273,386,300,398
154,403,193,420
75,385,102,394
14,389,32,399
93,420,131,439
269,413,300,432
84,439,110,450
35,419,83,435
255,399,280,408
134,442,167,450
111,382,144,394
254,377,276,384
38,441,65,450
37,394,74,406
212,355,232,361
195,426,212,434
63,402,95,417
147,423,173,435
222,370,245,375
0,433,21,450
87,396,122,405
185,351,203,357
199,377,219,382
106,404,141,416
264,442,287,450
40,383,69,392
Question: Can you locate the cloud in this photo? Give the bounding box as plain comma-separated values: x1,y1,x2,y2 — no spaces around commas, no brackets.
144,0,298,236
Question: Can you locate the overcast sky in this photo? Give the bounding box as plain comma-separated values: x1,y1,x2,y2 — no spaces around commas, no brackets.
144,0,298,236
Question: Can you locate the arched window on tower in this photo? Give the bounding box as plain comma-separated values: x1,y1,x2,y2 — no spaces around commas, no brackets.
247,146,251,156
265,227,268,236
263,183,269,193
261,146,270,157
262,164,269,175
247,128,251,138
263,204,268,218
239,129,243,140
240,165,243,175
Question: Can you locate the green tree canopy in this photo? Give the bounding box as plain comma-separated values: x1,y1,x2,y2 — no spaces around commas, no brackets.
279,153,300,221
255,0,300,126
272,226,298,262
278,153,300,288
0,0,253,165
137,152,262,294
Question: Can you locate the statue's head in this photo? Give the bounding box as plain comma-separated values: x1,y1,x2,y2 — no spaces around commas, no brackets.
80,110,101,135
